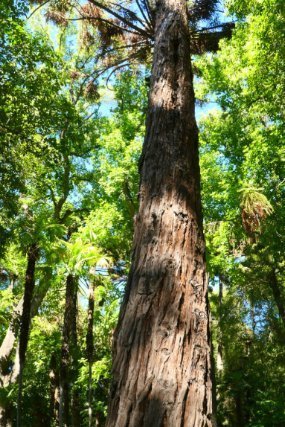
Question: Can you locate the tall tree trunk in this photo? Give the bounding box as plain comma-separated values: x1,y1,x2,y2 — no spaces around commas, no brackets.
16,243,39,427
106,1,213,426
86,281,96,427
59,274,80,427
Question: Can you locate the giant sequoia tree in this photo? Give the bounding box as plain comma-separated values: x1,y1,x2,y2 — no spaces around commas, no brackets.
37,4,232,422
106,1,214,425
37,0,235,424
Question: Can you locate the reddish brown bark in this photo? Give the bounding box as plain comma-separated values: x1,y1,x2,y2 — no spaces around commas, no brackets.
106,1,213,426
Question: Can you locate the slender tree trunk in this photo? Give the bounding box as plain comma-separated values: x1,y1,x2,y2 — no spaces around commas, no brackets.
71,387,81,427
268,269,285,328
217,277,223,373
106,1,213,425
0,299,23,384
59,274,80,427
0,400,12,427
0,270,49,425
16,243,39,427
0,272,52,386
49,353,60,426
234,394,245,427
86,281,96,427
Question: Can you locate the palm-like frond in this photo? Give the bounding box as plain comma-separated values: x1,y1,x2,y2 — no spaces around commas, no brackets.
32,0,234,84
240,187,274,234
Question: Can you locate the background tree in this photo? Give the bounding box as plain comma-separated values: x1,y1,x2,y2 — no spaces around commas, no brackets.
196,0,285,424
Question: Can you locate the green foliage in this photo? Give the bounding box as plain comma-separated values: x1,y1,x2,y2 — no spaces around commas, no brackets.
0,4,145,424
198,0,285,425
1,0,284,425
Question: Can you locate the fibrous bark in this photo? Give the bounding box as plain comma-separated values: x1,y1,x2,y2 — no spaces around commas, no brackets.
106,1,213,426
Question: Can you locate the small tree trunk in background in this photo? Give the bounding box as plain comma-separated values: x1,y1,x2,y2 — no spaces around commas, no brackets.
269,269,285,328
217,277,224,372
0,400,12,427
235,394,246,427
106,1,213,425
86,281,96,427
59,274,80,427
209,275,218,427
71,386,81,427
0,272,52,387
0,299,23,384
16,243,39,427
49,353,60,426
70,283,80,427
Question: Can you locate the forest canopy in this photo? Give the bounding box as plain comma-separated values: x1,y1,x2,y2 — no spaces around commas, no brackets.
0,0,284,426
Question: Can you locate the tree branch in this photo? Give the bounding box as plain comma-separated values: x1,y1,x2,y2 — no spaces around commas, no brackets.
68,16,143,38
88,0,152,38
28,0,51,19
135,0,153,31
109,1,148,31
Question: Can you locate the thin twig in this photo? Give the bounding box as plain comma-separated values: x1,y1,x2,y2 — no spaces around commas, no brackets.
28,0,51,19
110,1,147,30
